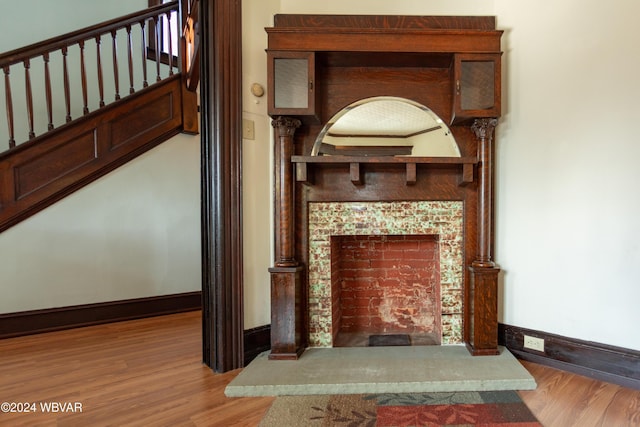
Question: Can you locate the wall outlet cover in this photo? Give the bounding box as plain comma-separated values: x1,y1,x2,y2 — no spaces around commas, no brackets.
523,335,545,352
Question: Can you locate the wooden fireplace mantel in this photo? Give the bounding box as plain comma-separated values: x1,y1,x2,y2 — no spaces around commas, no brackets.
291,155,478,186
266,15,503,359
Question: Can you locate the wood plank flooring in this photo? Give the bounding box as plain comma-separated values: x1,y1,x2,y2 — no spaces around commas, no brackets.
0,311,638,426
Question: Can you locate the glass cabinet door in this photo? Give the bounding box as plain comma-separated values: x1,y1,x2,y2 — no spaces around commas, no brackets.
452,53,501,123
268,51,317,117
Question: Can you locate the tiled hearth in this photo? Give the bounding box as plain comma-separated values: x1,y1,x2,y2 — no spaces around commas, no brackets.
308,201,464,347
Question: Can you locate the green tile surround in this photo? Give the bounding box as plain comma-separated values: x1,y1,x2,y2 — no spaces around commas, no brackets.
308,201,464,347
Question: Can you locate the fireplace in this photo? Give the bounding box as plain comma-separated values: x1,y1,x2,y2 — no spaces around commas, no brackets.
308,201,464,347
331,234,441,347
265,15,503,360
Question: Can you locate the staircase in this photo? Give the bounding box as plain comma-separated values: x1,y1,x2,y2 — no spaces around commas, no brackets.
0,1,199,232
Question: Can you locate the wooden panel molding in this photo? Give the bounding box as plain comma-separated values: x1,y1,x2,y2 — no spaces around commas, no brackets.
108,88,177,150
14,129,98,200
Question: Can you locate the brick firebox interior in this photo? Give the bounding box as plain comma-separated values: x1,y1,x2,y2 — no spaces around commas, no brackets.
331,235,441,346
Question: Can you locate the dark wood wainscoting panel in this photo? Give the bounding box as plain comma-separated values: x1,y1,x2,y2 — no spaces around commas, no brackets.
499,323,640,390
0,292,201,339
0,75,184,233
14,129,98,200
108,87,179,151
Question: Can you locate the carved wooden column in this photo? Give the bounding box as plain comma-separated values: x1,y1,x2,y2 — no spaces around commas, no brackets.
468,118,500,355
472,118,498,268
269,116,305,360
272,116,301,267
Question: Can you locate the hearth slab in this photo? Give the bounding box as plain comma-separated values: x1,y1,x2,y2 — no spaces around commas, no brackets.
224,345,536,397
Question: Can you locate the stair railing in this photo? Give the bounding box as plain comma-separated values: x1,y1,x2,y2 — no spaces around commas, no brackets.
0,1,180,154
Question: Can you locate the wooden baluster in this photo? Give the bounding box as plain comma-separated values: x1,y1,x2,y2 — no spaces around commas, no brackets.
140,20,149,88
126,25,135,94
23,59,35,139
111,30,121,100
165,12,174,75
154,15,161,82
3,66,15,149
95,35,105,108
43,53,53,130
62,46,72,122
79,41,89,115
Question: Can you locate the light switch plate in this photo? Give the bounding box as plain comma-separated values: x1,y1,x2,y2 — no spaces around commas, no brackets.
242,119,255,140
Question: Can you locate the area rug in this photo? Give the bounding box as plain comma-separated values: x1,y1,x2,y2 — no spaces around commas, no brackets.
259,390,542,426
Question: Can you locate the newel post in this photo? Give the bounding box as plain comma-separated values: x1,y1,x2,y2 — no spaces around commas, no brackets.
467,118,500,356
269,116,305,360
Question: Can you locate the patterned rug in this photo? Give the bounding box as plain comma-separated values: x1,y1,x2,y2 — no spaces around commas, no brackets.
259,390,542,426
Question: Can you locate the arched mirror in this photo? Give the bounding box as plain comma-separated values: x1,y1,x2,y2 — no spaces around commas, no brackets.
311,97,460,157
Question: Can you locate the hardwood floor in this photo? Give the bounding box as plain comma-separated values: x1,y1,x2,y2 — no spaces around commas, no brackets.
519,361,640,427
0,311,638,426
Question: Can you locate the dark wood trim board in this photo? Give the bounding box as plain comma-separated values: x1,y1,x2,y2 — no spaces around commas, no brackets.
0,292,202,339
198,0,245,373
499,323,640,390
244,325,271,366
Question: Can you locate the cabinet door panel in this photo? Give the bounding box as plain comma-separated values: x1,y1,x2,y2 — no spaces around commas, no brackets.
461,60,495,110
274,58,309,109
452,53,501,123
268,51,317,117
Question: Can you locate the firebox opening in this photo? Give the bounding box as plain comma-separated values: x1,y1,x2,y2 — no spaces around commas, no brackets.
330,235,442,347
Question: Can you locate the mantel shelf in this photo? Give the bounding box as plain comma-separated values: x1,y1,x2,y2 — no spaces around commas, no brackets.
291,155,477,164
291,155,478,186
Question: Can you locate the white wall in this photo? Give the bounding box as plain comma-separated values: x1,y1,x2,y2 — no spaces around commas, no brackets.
494,0,640,350
241,0,280,328
0,1,147,49
0,1,201,313
278,0,494,14
242,0,640,349
0,137,201,312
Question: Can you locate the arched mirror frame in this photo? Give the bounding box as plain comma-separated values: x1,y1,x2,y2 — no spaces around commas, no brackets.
311,96,461,158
